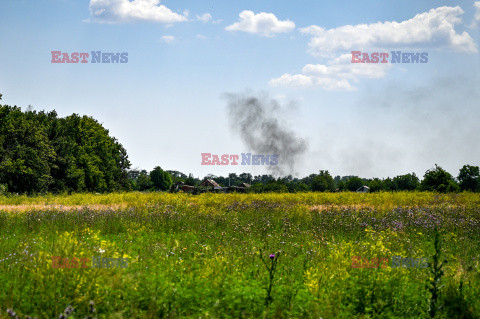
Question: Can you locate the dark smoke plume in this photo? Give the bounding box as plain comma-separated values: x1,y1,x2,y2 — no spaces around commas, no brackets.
224,91,308,176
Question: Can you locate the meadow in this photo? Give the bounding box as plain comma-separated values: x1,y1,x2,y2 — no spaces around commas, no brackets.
0,192,479,318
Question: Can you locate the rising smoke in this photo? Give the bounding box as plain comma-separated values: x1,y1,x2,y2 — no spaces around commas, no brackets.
333,73,480,178
224,91,308,176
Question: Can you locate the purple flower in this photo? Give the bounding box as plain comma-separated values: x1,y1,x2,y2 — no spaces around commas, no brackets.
269,254,275,259
7,309,16,318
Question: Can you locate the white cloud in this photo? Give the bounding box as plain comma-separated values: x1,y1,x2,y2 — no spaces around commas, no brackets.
160,35,175,43
270,54,391,91
474,1,480,25
196,13,212,23
300,6,477,57
88,0,188,24
196,34,207,39
225,10,295,37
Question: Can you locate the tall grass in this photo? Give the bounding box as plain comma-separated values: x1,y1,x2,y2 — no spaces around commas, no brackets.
0,192,479,318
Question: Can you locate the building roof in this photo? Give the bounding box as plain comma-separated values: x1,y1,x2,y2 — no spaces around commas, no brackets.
356,185,370,191
199,179,221,188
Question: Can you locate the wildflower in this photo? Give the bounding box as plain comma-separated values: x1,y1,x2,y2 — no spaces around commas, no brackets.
64,305,75,315
269,254,275,259
89,300,96,313
7,309,16,318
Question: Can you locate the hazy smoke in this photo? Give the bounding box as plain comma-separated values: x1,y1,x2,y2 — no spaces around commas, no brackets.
333,73,480,178
224,91,308,176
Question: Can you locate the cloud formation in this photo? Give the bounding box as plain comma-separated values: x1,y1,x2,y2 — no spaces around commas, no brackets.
160,35,175,43
300,6,476,57
271,5,477,90
226,10,295,37
270,54,391,90
474,1,480,25
196,13,212,23
88,0,188,24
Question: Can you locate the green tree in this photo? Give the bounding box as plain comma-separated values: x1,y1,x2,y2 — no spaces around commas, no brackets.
0,106,55,193
383,177,396,191
368,178,386,192
166,170,188,184
49,114,130,192
0,183,6,194
184,173,197,186
393,173,420,191
253,174,276,184
345,176,364,192
136,170,153,191
127,169,141,181
420,164,459,193
250,183,264,193
263,181,288,193
150,166,173,191
286,182,308,193
458,164,480,192
311,170,335,192
0,101,131,194
239,173,253,184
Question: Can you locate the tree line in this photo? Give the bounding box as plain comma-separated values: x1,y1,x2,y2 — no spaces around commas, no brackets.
1,97,479,195
0,96,130,194
126,164,480,194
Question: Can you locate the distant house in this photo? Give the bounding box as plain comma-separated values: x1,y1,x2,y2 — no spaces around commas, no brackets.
181,185,195,192
356,185,370,193
199,179,222,189
199,178,221,187
226,183,251,193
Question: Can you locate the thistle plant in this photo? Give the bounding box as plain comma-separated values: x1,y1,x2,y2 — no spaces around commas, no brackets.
259,249,281,307
85,300,97,319
427,227,446,318
59,305,75,319
6,308,37,319
6,308,18,319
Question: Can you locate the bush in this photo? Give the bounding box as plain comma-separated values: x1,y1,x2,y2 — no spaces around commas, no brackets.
311,171,335,192
458,165,480,192
345,177,364,192
420,164,459,193
0,183,7,194
150,166,173,191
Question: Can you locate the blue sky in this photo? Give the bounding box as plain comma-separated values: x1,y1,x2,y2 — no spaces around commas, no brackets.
1,0,479,179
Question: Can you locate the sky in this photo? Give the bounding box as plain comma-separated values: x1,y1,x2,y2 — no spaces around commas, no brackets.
0,0,479,180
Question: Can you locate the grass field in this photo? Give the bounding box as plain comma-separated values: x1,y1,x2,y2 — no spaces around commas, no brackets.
1,192,479,318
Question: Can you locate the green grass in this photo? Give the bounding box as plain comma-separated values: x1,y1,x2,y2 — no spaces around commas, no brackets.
1,192,479,318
